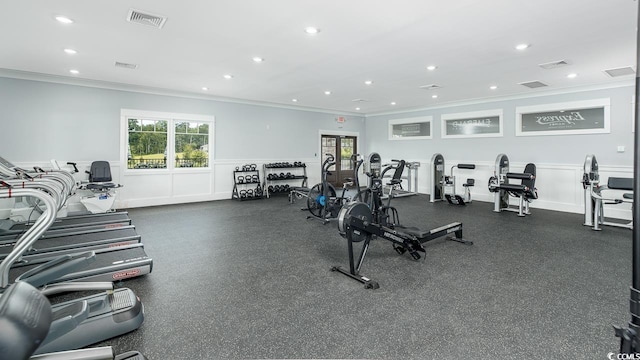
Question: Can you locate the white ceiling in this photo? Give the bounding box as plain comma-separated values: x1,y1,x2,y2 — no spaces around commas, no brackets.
1,0,637,115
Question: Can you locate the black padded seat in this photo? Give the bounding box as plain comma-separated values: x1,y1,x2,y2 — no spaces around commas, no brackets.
85,183,117,191
608,177,633,191
386,160,406,186
623,193,633,200
88,161,113,182
0,281,52,360
394,224,430,239
463,179,475,187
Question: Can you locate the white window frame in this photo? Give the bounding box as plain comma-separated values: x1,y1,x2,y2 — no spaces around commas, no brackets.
120,109,214,174
388,116,433,140
441,109,503,139
515,98,610,137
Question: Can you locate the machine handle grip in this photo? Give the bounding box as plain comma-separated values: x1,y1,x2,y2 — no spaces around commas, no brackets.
506,172,534,180
66,162,79,173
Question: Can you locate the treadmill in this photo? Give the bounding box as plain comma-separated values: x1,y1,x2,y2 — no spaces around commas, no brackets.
7,243,152,287
0,211,132,236
0,155,132,232
0,188,147,356
0,224,142,264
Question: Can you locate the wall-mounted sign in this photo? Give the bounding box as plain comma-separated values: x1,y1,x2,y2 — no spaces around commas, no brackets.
388,116,432,140
441,109,503,138
516,99,610,136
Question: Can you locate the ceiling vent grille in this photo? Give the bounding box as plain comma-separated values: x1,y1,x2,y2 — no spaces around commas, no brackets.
115,62,138,70
351,99,368,102
127,9,167,29
419,84,442,90
603,66,635,77
539,60,571,69
519,80,548,89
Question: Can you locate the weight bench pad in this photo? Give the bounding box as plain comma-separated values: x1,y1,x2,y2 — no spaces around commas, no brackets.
608,177,633,191
394,225,430,239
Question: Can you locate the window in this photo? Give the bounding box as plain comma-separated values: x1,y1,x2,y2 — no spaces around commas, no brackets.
174,121,209,168
388,116,433,140
127,119,168,169
122,109,214,170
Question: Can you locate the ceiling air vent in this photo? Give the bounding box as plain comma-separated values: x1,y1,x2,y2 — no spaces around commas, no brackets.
603,66,635,77
127,8,167,29
115,62,138,70
419,84,442,90
539,60,571,69
519,80,548,89
351,99,368,102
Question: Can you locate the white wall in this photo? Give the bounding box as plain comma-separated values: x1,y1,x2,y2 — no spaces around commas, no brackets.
364,85,635,218
0,77,366,207
0,76,635,219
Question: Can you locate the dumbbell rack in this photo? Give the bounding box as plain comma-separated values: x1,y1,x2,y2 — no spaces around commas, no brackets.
232,166,264,201
263,162,308,198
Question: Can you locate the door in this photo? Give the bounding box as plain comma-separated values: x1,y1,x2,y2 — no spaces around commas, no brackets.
321,135,357,187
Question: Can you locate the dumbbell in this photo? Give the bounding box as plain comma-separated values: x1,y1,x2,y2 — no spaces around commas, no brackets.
250,164,257,171
247,189,254,197
252,175,259,182
239,190,247,199
245,175,253,183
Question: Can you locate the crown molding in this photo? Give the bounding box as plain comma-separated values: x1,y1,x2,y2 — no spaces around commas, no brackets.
365,80,635,117
0,68,363,117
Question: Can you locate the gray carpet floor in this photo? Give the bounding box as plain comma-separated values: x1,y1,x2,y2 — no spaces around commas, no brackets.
92,194,631,359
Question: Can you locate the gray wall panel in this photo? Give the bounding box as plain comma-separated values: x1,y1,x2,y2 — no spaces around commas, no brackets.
365,86,634,166
0,77,365,162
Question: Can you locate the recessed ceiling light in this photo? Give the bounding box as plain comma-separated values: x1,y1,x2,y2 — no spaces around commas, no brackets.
427,65,437,71
223,74,233,79
364,80,373,85
305,27,320,35
567,73,578,78
292,99,298,102
355,107,361,111
202,87,208,91
515,43,530,50
55,16,74,24
490,85,498,90
432,94,438,99
252,57,264,63
391,102,396,105
324,91,331,95
63,48,77,55
69,69,79,75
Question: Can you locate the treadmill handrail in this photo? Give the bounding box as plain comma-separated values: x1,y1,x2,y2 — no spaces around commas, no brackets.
0,188,57,288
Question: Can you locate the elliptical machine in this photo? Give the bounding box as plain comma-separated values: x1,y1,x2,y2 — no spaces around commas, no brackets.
334,152,472,289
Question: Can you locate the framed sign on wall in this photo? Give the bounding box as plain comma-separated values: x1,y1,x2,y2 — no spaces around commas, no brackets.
516,98,610,136
441,109,503,139
388,116,433,140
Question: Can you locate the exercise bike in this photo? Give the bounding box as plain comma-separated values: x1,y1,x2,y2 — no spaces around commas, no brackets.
306,154,359,224
333,152,472,289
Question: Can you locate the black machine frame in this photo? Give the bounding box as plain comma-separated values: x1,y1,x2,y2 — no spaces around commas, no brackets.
615,4,640,352
333,152,472,289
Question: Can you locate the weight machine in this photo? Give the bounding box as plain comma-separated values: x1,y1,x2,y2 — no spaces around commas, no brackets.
429,153,475,205
487,154,538,217
381,160,420,199
582,154,633,231
429,153,445,203
333,152,472,289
